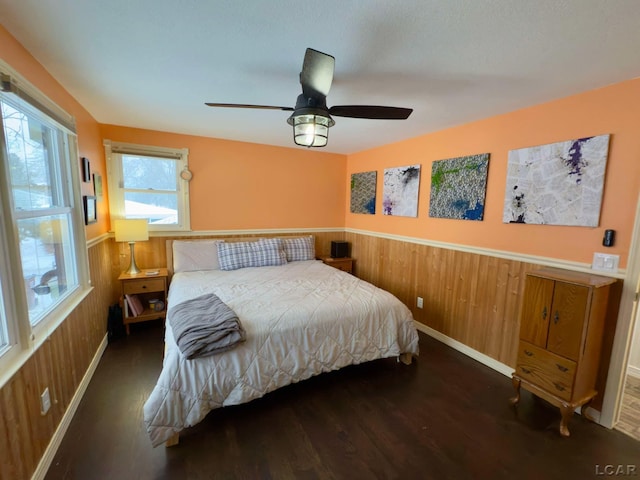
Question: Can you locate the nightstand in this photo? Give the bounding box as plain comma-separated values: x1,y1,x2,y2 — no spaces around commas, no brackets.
118,268,168,334
321,257,354,274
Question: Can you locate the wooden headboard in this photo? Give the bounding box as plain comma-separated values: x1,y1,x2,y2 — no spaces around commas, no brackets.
165,233,339,281
165,236,264,280
166,239,175,279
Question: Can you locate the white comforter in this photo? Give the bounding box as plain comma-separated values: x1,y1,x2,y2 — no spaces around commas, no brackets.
143,260,419,446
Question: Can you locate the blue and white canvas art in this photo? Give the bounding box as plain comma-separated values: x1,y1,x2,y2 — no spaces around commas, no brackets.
350,171,377,214
429,153,489,220
503,134,610,226
382,165,421,217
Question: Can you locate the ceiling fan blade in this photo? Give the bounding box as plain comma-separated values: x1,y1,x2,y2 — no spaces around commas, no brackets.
329,105,413,120
300,48,335,99
205,102,294,111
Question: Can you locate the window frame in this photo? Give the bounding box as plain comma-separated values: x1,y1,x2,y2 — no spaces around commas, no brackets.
0,59,91,388
104,140,191,232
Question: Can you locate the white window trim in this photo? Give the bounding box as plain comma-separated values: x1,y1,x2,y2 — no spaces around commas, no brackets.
0,59,91,389
104,140,191,232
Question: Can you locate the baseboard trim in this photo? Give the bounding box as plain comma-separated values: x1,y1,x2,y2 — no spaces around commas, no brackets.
31,334,108,480
414,321,514,378
627,365,640,379
414,322,605,421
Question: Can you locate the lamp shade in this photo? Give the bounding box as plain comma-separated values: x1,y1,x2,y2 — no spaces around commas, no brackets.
288,112,334,148
114,219,149,242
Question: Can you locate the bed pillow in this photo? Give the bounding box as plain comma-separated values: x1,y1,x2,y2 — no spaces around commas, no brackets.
217,238,287,271
255,238,287,267
173,239,224,273
282,235,315,262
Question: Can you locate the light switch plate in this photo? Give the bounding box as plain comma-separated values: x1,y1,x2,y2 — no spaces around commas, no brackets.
592,253,619,272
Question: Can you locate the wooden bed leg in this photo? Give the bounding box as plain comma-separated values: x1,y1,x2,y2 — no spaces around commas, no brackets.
165,432,180,447
398,353,413,365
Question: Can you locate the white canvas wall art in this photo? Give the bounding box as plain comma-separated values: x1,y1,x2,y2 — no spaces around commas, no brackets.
503,135,610,226
382,165,421,217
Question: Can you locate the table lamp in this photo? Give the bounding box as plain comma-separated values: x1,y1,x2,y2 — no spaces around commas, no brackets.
114,219,149,275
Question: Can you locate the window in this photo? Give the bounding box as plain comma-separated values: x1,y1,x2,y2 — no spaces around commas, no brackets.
105,141,190,231
2,99,79,325
0,60,89,376
0,278,8,356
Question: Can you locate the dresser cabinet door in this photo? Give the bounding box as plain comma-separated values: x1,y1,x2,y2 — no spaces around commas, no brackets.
519,276,554,348
546,282,589,361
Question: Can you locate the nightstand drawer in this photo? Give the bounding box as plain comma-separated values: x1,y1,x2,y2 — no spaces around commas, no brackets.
122,277,165,295
321,257,353,274
331,261,352,272
516,341,576,401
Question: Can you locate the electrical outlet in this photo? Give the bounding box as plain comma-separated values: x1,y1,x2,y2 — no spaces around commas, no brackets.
592,253,619,273
41,387,51,415
416,296,424,309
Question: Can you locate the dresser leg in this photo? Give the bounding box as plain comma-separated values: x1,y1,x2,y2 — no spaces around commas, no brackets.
581,398,595,423
509,376,521,406
559,403,573,437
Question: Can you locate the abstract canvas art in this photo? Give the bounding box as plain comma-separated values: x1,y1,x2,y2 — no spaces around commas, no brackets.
429,153,489,220
503,134,610,226
382,164,421,217
350,171,377,214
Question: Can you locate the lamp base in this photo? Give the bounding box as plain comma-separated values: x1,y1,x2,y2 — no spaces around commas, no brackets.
125,242,142,275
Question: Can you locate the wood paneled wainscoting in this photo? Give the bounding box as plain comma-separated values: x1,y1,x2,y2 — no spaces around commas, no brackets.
0,238,117,480
344,231,621,411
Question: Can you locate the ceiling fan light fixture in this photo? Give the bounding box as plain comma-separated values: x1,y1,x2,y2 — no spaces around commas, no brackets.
288,112,334,148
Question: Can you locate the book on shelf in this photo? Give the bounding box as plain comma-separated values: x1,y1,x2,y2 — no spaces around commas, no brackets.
125,294,144,317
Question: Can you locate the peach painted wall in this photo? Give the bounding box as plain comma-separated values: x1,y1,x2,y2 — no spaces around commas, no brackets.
99,125,346,231
1,25,108,239
347,78,640,268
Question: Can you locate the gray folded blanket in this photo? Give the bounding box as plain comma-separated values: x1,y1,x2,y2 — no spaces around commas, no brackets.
169,293,246,359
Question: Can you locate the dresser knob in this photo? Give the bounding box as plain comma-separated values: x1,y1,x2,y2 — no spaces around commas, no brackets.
521,367,532,374
524,350,533,357
556,364,568,372
553,382,565,391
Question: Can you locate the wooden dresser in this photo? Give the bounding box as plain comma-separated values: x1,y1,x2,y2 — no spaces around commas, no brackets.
510,267,615,436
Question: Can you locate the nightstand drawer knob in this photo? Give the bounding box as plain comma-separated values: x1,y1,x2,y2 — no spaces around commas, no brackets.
556,364,568,372
553,382,565,392
524,350,533,357
520,367,532,374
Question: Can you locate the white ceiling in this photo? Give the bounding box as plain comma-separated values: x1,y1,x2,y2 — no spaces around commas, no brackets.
1,0,639,154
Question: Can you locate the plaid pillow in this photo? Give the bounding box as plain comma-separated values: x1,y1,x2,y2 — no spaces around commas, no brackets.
217,238,287,271
255,238,287,267
282,235,315,262
217,241,257,271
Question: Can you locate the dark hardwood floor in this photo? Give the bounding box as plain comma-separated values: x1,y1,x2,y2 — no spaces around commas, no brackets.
46,322,639,480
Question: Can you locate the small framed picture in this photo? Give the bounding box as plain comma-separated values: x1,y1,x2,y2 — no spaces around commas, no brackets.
83,195,97,224
82,157,91,183
93,173,103,199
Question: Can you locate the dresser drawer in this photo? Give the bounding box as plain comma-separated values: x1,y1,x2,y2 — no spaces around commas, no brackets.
516,341,576,401
122,277,165,295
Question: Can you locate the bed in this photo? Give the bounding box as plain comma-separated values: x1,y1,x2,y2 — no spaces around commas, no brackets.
143,237,420,447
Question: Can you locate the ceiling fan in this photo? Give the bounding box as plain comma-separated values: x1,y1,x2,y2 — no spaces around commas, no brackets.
205,48,413,148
